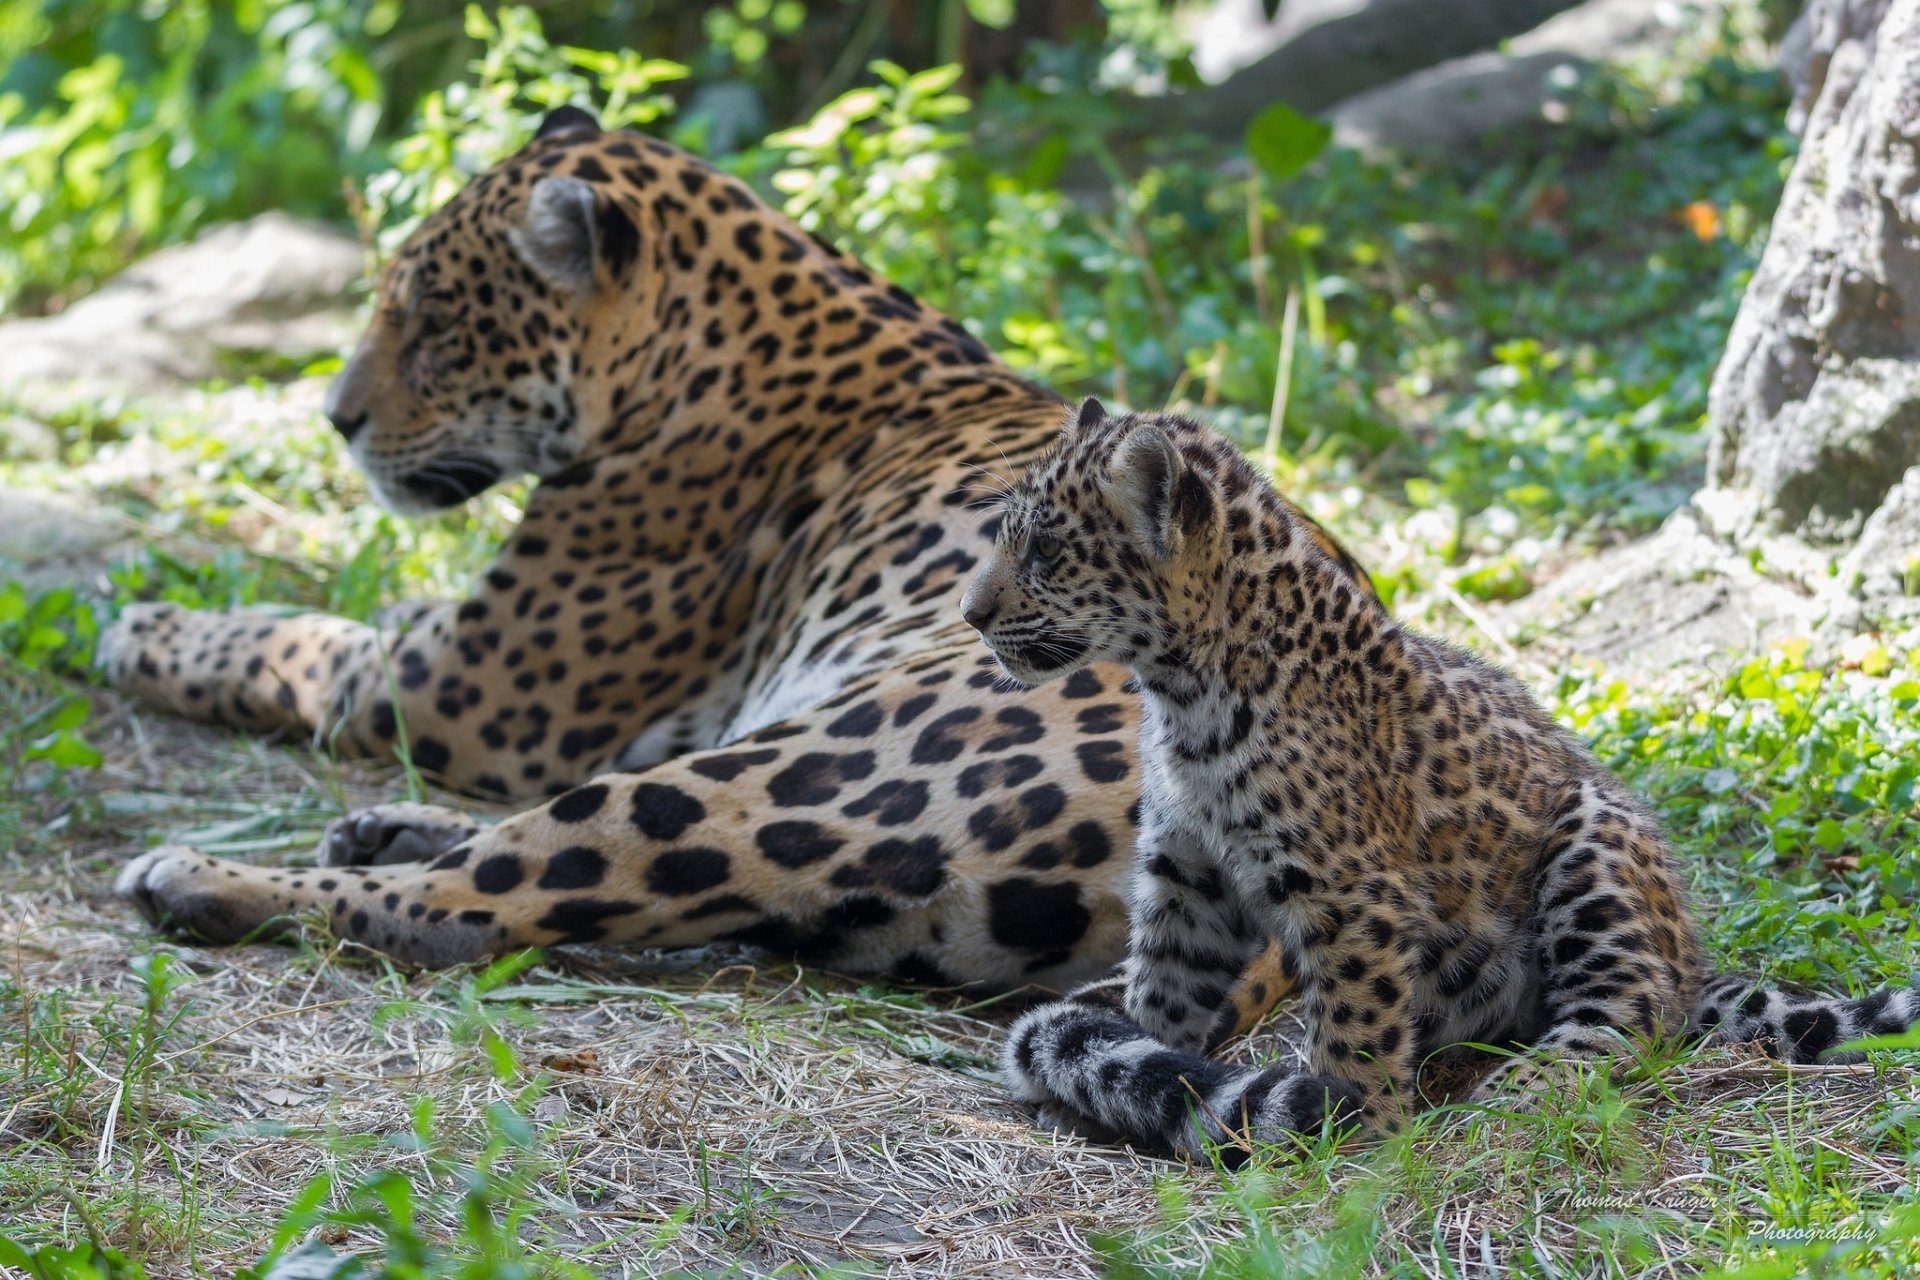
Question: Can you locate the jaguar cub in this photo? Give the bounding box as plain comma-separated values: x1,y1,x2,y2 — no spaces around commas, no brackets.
961,398,1920,1159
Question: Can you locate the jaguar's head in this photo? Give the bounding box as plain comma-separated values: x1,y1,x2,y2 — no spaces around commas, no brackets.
961,398,1231,686
322,106,649,513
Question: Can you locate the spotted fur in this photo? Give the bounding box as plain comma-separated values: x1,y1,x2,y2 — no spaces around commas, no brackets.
96,111,1373,1026
966,401,1920,1160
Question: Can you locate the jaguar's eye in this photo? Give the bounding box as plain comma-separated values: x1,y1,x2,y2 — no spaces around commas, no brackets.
1033,533,1065,561
418,308,458,339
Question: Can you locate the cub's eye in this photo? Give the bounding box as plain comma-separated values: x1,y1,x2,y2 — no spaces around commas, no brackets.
418,308,458,339
1033,533,1065,561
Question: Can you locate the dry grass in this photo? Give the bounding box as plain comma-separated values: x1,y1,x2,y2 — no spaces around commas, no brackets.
4,691,1919,1278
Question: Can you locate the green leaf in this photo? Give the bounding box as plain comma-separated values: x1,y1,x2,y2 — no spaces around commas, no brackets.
25,624,68,654
1019,134,1069,189
964,0,1015,28
1245,103,1331,184
487,1099,534,1148
27,729,103,769
907,65,964,96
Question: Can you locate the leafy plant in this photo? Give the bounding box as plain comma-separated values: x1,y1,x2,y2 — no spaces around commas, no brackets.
359,4,688,251
0,1239,148,1280
0,581,103,769
236,1097,595,1280
1563,640,1920,988
765,58,971,254
0,0,386,311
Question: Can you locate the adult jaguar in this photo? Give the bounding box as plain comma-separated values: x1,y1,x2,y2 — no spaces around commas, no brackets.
98,107,1369,1026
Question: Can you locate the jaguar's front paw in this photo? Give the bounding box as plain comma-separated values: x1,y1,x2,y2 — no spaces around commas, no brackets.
321,803,481,867
116,845,298,945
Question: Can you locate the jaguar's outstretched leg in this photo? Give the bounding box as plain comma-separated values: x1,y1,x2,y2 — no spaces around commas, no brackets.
97,602,395,741
93,452,772,802
120,646,1147,987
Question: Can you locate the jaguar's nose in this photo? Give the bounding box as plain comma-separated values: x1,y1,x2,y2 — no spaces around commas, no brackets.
324,351,372,443
328,407,369,442
963,599,998,632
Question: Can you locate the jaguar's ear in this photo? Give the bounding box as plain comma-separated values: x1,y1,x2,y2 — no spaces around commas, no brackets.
510,176,598,289
1106,420,1184,560
537,106,602,140
1070,396,1107,433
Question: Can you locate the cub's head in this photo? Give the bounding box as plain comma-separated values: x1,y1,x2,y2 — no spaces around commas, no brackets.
960,399,1236,686
323,106,647,513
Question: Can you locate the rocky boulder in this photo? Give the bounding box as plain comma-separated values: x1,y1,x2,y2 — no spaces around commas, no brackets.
1329,0,1714,155
0,212,364,405
1698,0,1920,632
1702,0,1920,542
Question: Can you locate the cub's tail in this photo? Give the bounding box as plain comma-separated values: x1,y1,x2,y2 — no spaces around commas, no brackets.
1694,974,1920,1063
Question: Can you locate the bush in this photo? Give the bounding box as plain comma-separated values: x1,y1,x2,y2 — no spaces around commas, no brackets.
0,0,387,312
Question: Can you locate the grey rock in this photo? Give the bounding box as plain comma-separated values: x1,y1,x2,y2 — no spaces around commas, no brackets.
1705,0,1920,559
1494,508,1824,678
0,212,364,397
1330,50,1589,154
0,489,131,561
0,413,58,461
1178,0,1593,140
1830,465,1920,630
1782,0,1895,131
1329,0,1707,154
1190,0,1372,84
0,487,137,594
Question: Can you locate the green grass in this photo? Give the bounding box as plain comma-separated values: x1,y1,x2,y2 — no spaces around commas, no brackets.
1577,644,1920,991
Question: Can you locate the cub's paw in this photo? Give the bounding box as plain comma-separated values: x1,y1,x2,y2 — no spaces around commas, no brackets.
322,803,481,868
1032,1102,1125,1146
1244,1072,1367,1141
116,846,295,945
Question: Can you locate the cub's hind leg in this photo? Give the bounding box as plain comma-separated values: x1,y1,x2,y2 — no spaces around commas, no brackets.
1475,783,1699,1102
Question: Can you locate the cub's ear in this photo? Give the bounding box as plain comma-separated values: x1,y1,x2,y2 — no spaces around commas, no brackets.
1106,420,1184,559
537,106,602,140
510,176,598,289
1070,396,1107,433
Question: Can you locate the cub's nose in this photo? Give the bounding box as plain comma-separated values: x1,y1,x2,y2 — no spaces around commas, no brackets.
962,599,998,632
